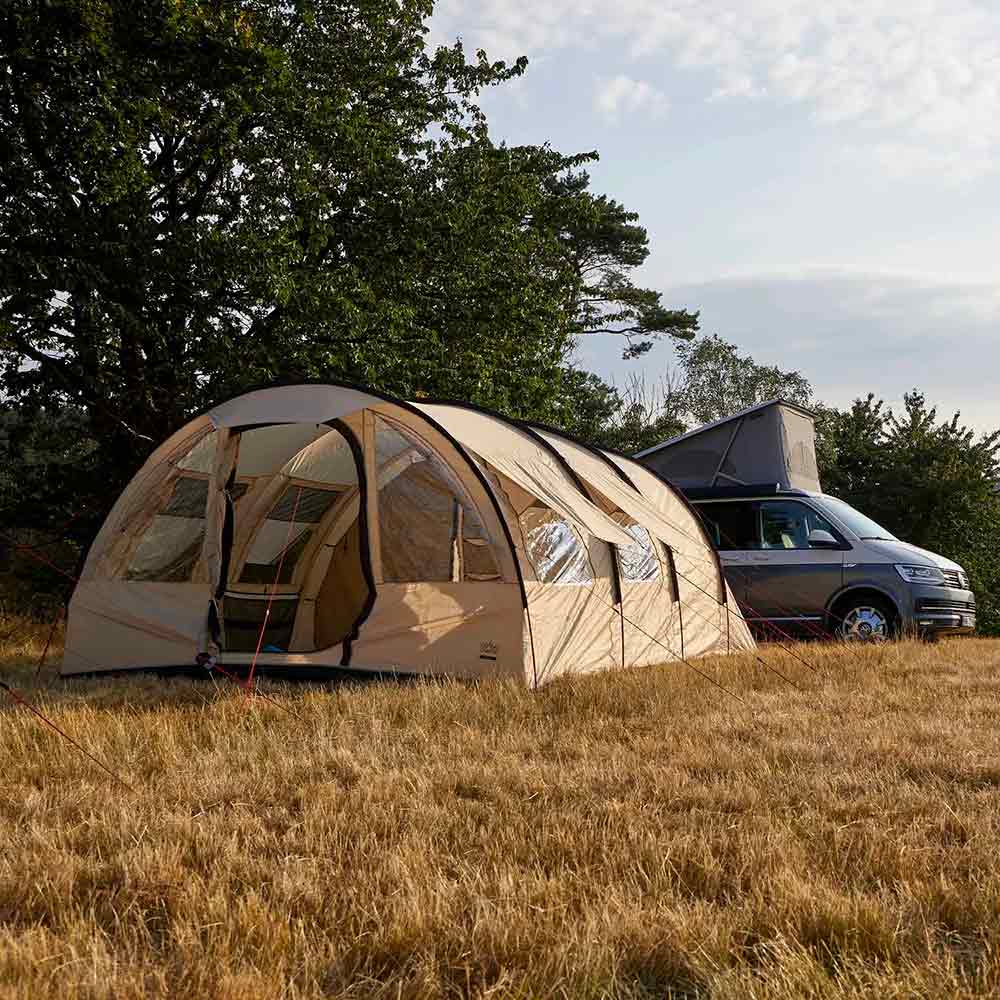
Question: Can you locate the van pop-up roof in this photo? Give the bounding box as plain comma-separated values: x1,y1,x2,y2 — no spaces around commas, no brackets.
635,399,821,493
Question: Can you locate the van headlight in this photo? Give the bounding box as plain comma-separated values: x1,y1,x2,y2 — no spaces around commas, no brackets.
894,564,946,584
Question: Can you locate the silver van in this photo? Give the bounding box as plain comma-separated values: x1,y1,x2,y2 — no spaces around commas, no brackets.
687,485,976,641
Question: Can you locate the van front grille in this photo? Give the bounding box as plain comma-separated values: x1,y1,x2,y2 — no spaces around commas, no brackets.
941,569,970,590
916,598,976,613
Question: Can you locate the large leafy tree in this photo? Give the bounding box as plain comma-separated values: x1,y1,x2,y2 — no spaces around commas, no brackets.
0,1,526,462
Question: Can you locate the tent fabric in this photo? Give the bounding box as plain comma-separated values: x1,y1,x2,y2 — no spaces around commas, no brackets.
414,404,634,547
636,399,821,493
62,383,754,685
534,428,704,551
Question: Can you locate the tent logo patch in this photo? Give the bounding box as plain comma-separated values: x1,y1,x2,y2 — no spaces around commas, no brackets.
479,640,498,662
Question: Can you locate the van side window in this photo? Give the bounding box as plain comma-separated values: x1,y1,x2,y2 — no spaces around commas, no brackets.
696,502,759,551
759,500,838,550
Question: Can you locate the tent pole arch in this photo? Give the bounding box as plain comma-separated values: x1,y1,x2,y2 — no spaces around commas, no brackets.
163,377,537,616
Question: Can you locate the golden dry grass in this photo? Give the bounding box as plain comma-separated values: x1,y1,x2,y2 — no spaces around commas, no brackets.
3,621,1000,998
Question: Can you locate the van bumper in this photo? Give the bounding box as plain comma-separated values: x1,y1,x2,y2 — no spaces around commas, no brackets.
907,586,977,635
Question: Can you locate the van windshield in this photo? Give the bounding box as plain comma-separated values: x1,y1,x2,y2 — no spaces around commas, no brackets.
817,496,897,541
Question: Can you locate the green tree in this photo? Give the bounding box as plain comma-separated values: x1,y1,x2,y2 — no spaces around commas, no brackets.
673,334,813,426
1,0,699,515
0,1,521,464
534,171,699,359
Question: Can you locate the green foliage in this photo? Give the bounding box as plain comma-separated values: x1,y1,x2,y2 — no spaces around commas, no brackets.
674,334,814,426
1,0,695,517
0,408,101,613
819,393,1000,634
534,171,699,358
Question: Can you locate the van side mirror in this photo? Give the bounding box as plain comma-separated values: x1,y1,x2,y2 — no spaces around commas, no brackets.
808,529,841,550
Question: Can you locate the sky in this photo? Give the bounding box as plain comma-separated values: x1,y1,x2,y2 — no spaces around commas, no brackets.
430,0,1000,433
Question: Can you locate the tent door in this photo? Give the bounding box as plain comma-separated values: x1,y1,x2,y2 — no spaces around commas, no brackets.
221,419,376,659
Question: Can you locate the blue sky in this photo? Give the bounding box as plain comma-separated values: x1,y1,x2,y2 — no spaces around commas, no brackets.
431,0,1000,433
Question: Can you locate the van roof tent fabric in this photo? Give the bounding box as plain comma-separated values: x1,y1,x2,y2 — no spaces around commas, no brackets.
62,383,753,685
635,399,821,493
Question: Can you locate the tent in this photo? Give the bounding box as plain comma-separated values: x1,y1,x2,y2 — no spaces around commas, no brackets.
635,399,821,493
62,383,753,686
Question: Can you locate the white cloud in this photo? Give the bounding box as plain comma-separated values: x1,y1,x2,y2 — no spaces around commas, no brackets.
594,74,669,121
432,0,1000,180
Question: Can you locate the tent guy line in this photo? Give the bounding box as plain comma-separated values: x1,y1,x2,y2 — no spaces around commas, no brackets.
0,679,135,792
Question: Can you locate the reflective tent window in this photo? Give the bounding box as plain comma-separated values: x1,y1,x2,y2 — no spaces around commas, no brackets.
375,416,500,583
519,506,594,585
616,521,661,583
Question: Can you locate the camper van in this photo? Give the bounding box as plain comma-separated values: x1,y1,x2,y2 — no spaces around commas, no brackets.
637,401,976,641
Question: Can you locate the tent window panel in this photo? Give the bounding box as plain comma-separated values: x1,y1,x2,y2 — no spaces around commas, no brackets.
380,464,460,582
375,416,500,584
617,523,661,582
269,485,342,523
176,430,218,473
463,538,500,580
520,507,594,585
161,476,209,517
126,516,205,582
238,485,342,585
125,474,210,581
223,595,298,653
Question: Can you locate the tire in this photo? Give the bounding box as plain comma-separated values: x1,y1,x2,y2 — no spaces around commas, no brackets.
833,596,898,643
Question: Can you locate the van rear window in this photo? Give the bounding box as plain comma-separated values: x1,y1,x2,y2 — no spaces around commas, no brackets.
696,502,758,550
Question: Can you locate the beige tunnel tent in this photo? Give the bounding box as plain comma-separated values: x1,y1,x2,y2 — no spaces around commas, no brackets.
62,384,754,685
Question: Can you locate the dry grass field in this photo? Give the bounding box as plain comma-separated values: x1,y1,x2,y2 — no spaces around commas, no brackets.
3,622,1000,999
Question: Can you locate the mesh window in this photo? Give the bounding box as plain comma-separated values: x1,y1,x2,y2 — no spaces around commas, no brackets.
162,476,209,517
176,430,218,473
223,595,298,653
617,522,661,582
239,485,343,584
520,506,594,585
375,417,500,583
268,485,340,523
126,475,208,581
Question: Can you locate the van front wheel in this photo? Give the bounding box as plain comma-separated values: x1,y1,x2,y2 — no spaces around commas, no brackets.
834,597,897,643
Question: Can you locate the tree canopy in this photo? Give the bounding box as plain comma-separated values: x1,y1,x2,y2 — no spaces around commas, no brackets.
0,0,699,505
